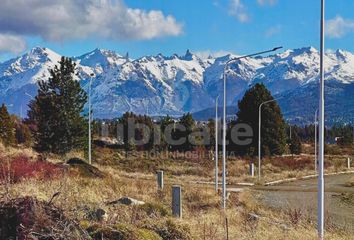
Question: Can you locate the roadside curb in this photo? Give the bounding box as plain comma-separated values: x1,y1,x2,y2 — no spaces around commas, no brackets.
264,170,354,186
190,180,255,186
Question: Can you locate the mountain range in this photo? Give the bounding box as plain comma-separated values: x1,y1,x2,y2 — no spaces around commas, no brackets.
0,46,353,125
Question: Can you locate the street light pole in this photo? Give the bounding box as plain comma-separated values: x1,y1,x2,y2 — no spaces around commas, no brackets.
258,97,281,181
215,95,219,192
222,46,283,209
315,109,318,172
318,0,325,238
88,73,94,165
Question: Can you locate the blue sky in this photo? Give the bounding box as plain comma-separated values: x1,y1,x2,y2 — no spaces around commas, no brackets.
0,0,354,61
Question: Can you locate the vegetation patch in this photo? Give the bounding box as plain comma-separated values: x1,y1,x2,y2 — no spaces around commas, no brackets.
86,223,162,240
0,155,62,183
67,158,105,178
269,156,312,170
139,202,169,217
334,193,354,206
344,177,354,187
144,219,192,240
0,197,89,239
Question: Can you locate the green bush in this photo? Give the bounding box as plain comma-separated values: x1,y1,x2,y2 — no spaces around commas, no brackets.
139,203,169,217
324,144,341,155
144,219,192,240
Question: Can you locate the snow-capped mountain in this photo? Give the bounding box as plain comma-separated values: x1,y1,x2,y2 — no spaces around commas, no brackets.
0,46,353,124
74,48,129,75
0,47,61,92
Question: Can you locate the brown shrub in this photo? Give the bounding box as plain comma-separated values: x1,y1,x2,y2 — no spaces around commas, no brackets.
269,156,312,170
0,155,63,183
0,196,89,239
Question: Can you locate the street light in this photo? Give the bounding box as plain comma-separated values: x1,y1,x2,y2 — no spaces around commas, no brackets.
318,0,325,238
315,109,318,172
258,97,282,180
222,46,283,209
25,92,34,99
88,73,95,165
215,95,219,192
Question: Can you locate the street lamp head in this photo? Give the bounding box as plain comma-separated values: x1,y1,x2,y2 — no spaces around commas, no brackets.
272,46,283,52
25,92,34,99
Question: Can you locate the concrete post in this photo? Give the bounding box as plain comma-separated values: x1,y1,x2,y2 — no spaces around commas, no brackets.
157,170,164,190
348,158,351,169
172,185,182,218
249,163,255,177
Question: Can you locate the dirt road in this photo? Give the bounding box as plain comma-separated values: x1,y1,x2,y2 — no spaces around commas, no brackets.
255,173,354,231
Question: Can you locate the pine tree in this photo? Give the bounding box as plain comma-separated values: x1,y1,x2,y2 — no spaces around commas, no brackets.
330,124,353,146
289,131,302,155
28,57,87,154
15,122,32,147
0,104,15,146
171,113,195,151
235,83,286,156
118,112,155,151
12,115,32,146
160,115,175,150
180,113,195,133
207,118,216,150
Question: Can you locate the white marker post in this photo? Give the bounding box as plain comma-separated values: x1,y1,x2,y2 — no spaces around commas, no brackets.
249,163,255,177
157,170,164,190
348,158,351,170
172,185,182,218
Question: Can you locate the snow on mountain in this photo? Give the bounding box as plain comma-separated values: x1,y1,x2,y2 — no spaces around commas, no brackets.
325,49,354,84
0,47,61,92
0,46,353,123
87,50,214,117
75,48,129,77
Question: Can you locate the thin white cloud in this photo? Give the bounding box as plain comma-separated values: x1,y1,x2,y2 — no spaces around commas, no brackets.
0,34,26,54
257,0,277,6
0,0,183,42
228,0,250,23
265,25,282,38
213,0,220,7
194,50,233,59
326,16,354,38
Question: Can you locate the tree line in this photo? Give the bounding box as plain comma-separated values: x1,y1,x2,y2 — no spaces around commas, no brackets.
287,124,353,146
90,84,298,156
0,104,32,147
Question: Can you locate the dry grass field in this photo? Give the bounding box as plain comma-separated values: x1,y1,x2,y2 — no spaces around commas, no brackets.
0,142,353,239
